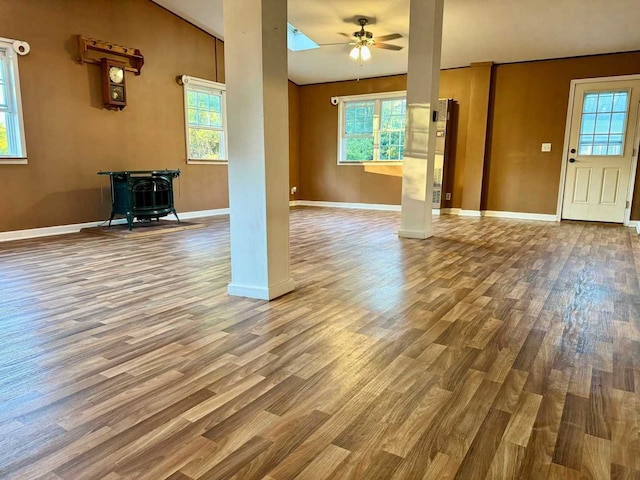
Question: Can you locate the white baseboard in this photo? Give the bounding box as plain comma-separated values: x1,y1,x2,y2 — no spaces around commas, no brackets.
0,202,564,243
627,221,640,234
459,210,482,217
292,200,401,211
227,278,295,300
481,210,558,222
291,200,445,215
0,207,230,243
438,208,556,222
439,208,461,215
398,228,434,239
291,201,558,222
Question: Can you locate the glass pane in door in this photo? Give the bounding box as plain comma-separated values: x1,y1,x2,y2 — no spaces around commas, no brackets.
578,90,629,156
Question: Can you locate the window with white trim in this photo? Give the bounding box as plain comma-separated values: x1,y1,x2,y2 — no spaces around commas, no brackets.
338,92,406,164
0,39,27,161
183,77,227,163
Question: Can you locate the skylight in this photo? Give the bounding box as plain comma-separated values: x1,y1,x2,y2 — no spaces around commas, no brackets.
287,23,319,52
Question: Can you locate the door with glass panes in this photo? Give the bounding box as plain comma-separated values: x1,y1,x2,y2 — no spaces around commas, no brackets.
562,79,640,223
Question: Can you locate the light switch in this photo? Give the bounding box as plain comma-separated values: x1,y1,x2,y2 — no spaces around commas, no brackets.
541,143,552,152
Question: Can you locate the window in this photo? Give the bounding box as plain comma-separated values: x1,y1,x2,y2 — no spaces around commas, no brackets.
338,92,406,164
578,90,629,156
287,23,319,52
183,76,227,163
0,39,27,163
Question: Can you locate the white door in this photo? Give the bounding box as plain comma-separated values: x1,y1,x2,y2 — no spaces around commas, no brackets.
562,79,640,223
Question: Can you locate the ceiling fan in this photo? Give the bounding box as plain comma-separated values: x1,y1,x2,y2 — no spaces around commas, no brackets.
322,18,404,64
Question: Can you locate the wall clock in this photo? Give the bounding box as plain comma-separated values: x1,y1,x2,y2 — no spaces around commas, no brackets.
100,58,127,110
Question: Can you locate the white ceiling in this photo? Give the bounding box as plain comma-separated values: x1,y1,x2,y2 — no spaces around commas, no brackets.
152,0,640,85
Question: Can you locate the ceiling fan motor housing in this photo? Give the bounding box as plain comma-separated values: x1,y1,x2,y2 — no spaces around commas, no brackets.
354,18,373,41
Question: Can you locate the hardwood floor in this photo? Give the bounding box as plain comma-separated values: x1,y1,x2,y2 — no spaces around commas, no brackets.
1,207,639,479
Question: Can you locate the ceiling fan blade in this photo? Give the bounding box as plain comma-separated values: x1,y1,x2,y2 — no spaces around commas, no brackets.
374,43,404,51
374,33,403,42
318,42,352,46
338,32,354,39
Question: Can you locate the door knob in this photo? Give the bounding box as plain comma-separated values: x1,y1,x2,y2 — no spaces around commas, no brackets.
569,158,576,163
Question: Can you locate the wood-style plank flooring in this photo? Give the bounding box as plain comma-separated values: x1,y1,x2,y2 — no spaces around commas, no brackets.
1,207,639,479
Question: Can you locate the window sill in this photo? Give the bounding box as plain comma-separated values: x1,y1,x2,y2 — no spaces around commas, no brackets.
0,157,28,165
187,159,228,165
338,161,403,166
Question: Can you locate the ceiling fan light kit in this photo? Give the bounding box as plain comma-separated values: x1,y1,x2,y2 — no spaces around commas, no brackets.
322,17,404,63
349,44,371,62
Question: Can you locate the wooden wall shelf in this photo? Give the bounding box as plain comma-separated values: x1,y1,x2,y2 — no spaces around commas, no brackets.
77,35,144,75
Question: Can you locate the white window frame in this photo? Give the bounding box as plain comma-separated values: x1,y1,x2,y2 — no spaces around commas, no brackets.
182,76,228,165
337,90,407,166
0,37,27,164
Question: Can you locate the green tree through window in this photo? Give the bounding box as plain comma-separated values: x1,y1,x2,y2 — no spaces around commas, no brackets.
340,96,406,163
184,79,226,162
0,122,8,155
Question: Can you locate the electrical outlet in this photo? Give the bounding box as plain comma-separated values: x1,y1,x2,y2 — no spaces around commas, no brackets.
541,143,552,152
445,192,451,201
291,186,297,195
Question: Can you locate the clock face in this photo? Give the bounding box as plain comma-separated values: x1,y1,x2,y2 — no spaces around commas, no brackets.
110,85,125,102
109,66,124,84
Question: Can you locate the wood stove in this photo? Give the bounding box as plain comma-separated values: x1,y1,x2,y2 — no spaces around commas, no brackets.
98,170,180,230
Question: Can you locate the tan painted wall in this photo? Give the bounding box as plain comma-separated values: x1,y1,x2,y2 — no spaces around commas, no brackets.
299,52,640,219
0,0,224,232
0,0,298,233
298,70,471,207
485,51,640,216
289,81,300,201
3,0,639,230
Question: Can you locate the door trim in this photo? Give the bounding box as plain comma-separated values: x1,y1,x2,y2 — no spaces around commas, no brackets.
556,74,640,225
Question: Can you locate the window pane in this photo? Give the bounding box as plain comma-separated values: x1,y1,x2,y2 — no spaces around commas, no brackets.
0,56,6,85
210,95,221,111
610,113,626,134
379,131,405,160
187,91,197,107
612,93,628,112
607,144,622,155
578,145,592,155
210,111,222,128
0,83,6,108
597,93,613,112
580,113,596,135
594,113,611,134
197,92,209,109
380,98,406,130
577,90,629,156
609,134,623,144
345,137,374,161
583,94,598,113
187,108,197,124
594,134,609,145
345,101,374,135
197,110,211,126
189,128,221,160
0,112,8,155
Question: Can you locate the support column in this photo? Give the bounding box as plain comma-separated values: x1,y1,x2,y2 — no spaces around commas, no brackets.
224,0,294,300
399,0,445,239
461,62,493,214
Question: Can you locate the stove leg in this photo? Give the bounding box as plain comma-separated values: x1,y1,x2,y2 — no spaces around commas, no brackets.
126,212,133,231
108,211,115,228
173,209,180,224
